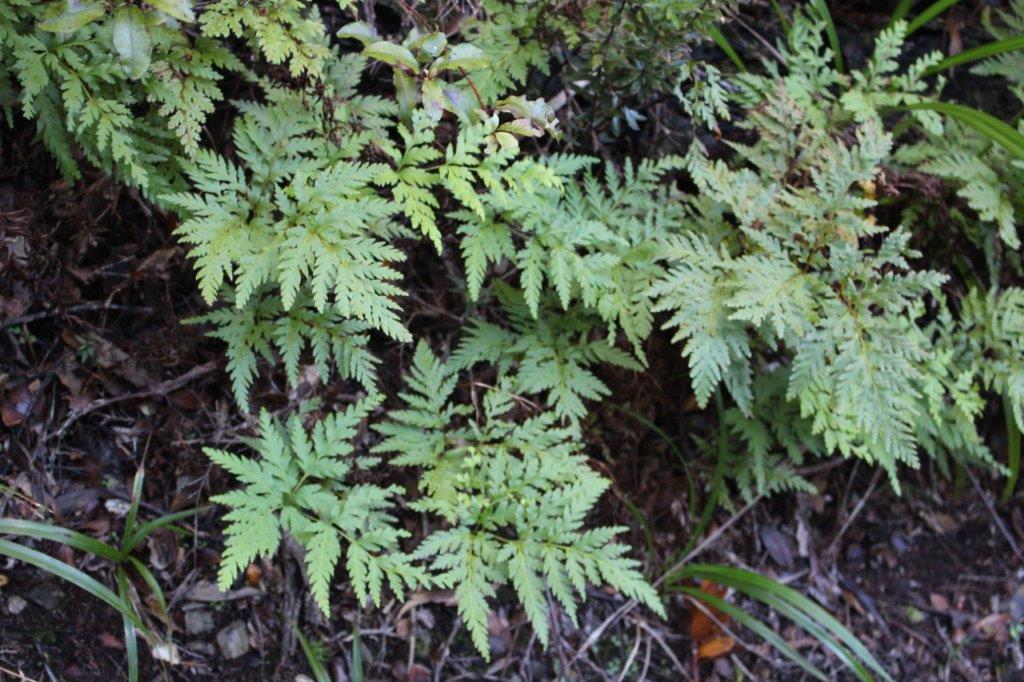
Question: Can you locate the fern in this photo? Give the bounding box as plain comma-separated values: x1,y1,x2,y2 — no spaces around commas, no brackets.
373,342,664,658
206,400,426,613
453,283,643,423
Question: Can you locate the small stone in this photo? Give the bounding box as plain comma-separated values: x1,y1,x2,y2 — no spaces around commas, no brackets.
185,609,214,635
6,595,27,615
188,641,216,657
150,643,181,664
216,620,250,660
27,585,64,611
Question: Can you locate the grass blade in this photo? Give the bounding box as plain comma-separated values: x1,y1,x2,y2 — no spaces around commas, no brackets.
905,0,967,36
677,585,828,680
810,0,844,72
0,518,120,561
128,556,168,617
923,36,1024,76
904,101,1024,160
891,0,921,24
708,25,747,72
352,622,364,682
0,539,146,631
117,567,140,682
122,507,204,555
674,564,893,681
123,466,145,546
294,624,331,682
769,0,791,35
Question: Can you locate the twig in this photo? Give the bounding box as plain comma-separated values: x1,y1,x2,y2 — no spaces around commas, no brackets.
965,466,1024,562
50,361,218,440
635,619,691,680
826,467,883,556
572,496,760,663
0,664,40,682
614,623,643,682
3,303,152,327
637,635,652,682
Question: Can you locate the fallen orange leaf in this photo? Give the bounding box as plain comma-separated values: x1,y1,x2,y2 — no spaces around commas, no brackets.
697,634,735,660
688,579,730,640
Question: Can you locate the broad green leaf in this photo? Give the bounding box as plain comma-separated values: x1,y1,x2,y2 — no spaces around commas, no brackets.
364,41,418,71
337,21,379,45
38,2,105,32
113,7,152,79
434,44,488,73
147,0,195,23
416,32,448,58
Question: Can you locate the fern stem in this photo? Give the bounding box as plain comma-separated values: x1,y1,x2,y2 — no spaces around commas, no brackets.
1003,394,1021,502
671,388,728,566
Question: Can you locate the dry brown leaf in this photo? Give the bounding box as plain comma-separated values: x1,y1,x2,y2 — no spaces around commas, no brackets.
396,589,457,620
689,580,729,641
929,593,950,612
697,634,735,660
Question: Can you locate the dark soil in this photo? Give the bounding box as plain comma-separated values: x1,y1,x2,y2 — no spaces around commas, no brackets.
3,2,1024,681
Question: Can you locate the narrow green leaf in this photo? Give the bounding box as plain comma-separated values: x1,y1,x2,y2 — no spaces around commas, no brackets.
128,556,167,617
117,568,140,682
890,0,920,23
122,507,204,555
0,518,120,561
708,25,746,72
295,625,331,682
924,36,1024,76
769,0,791,35
810,0,844,72
352,622,363,682
38,2,105,32
675,565,893,682
0,539,146,631
112,6,152,79
905,0,967,36
677,586,828,680
904,101,1024,161
123,466,145,546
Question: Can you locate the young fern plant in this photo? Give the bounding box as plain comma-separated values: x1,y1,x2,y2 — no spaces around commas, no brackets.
373,342,664,658
205,399,425,614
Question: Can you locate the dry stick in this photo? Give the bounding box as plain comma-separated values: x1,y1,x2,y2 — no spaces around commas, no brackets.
635,619,692,680
3,303,152,327
614,623,644,682
826,467,883,557
571,495,761,663
0,664,40,682
637,635,653,682
50,360,218,440
965,466,1024,562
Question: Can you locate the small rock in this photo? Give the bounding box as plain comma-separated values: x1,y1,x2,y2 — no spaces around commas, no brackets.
185,609,214,635
27,585,64,611
6,595,27,615
216,620,250,660
188,641,216,657
151,643,181,664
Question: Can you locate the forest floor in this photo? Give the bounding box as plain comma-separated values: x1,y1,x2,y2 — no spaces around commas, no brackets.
3,1,1024,679
2,127,1023,682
